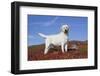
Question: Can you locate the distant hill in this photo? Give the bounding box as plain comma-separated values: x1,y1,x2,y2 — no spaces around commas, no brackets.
68,40,87,45
29,40,87,48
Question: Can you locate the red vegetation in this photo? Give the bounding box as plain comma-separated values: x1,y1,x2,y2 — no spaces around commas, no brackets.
28,41,88,61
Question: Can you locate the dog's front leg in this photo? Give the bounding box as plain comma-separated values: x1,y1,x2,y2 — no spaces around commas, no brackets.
44,40,50,54
65,44,68,52
61,43,64,53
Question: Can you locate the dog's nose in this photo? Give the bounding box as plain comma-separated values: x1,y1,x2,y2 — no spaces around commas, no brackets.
64,29,68,33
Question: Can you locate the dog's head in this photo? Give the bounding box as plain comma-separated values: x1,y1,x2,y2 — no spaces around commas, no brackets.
61,25,69,34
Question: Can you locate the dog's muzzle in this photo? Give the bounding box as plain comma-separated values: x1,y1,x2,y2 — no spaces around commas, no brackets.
64,29,68,34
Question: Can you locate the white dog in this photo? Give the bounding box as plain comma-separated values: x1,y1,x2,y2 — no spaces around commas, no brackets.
38,25,69,54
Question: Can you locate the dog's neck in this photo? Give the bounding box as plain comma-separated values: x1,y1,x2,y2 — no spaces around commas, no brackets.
60,31,68,36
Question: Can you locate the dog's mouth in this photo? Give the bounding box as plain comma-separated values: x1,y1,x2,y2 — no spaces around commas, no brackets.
64,29,68,34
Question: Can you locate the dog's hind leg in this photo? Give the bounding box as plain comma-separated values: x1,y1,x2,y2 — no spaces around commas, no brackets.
44,48,49,54
44,40,50,54
44,46,50,54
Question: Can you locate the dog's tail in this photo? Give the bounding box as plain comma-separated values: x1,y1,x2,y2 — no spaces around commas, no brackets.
38,33,47,39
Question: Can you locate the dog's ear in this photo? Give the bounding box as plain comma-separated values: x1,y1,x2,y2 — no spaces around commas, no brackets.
60,25,64,31
60,26,64,32
67,27,69,32
67,27,69,34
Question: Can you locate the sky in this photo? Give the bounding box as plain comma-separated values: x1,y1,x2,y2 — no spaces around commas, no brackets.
28,15,88,46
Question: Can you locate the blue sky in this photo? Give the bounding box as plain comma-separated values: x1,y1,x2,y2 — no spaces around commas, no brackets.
28,15,88,46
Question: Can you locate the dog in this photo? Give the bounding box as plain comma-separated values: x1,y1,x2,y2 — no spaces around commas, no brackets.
38,24,69,54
